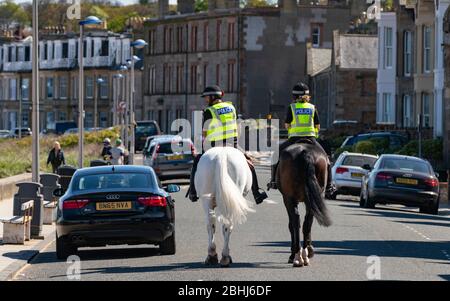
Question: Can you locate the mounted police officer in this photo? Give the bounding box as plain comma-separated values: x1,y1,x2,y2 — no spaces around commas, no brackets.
188,85,268,205
267,82,336,197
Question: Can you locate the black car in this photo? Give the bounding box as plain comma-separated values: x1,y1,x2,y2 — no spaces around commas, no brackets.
135,120,161,152
360,155,439,215
53,165,179,259
341,132,408,149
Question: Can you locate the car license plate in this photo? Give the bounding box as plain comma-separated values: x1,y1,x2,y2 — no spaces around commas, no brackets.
395,178,418,185
351,173,364,178
96,202,132,211
168,154,184,161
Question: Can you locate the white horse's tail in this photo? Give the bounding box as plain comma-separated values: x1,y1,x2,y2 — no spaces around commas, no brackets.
215,151,254,225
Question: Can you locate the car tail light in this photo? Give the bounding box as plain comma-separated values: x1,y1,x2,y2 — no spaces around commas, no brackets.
138,196,167,207
424,178,439,187
63,199,90,210
336,167,349,174
376,172,393,181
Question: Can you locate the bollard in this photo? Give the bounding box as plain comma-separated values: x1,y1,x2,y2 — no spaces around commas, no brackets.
57,165,77,193
90,159,109,167
13,182,44,238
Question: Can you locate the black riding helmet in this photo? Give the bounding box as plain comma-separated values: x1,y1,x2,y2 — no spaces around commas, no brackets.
202,85,224,98
292,82,310,97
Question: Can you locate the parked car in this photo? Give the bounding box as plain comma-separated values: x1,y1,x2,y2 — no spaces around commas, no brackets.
64,128,79,135
135,120,161,152
340,132,408,150
55,121,77,135
143,135,195,180
360,154,440,215
9,127,32,138
0,130,10,139
331,152,378,199
53,165,179,259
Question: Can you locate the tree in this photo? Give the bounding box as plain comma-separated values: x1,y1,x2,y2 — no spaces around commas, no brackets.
0,0,31,27
195,0,208,12
241,0,274,7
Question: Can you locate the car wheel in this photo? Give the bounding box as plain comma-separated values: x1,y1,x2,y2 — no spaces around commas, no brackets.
56,234,77,260
359,190,365,208
160,232,176,255
364,193,375,209
420,200,439,215
329,190,337,200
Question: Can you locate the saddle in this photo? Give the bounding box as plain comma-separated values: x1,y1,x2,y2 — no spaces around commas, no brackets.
294,137,315,145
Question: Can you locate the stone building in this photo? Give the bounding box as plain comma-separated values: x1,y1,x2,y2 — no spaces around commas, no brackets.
143,0,367,132
0,28,135,131
307,31,378,129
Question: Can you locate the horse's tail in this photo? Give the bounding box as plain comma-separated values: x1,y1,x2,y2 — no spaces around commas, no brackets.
296,150,332,227
215,151,254,225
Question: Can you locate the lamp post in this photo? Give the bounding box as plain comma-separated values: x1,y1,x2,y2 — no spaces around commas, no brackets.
78,16,102,168
129,39,147,165
31,0,39,183
95,77,105,130
113,73,124,126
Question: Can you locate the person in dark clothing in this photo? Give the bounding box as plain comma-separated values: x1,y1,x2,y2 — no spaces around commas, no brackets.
47,141,66,173
101,138,112,161
188,85,268,205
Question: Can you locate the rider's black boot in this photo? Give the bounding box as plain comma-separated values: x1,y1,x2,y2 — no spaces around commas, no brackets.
267,162,278,190
187,155,201,202
249,163,268,204
325,163,336,199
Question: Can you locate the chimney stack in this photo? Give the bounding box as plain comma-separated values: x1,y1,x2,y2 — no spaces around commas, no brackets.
178,0,195,14
158,0,169,18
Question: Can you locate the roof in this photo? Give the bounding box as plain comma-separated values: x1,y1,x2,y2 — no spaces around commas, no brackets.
379,154,428,162
334,33,378,70
74,165,153,176
307,47,332,76
341,152,379,158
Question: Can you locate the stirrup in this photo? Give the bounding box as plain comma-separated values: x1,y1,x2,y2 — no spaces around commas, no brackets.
267,181,277,190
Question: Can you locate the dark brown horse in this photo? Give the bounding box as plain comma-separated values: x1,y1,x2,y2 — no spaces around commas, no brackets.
277,140,332,267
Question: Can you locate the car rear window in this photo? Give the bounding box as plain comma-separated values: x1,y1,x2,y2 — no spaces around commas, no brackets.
342,156,377,168
136,123,158,137
381,159,431,174
157,141,192,155
72,173,155,191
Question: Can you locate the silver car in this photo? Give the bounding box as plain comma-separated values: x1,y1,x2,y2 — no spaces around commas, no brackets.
331,152,378,199
143,135,196,180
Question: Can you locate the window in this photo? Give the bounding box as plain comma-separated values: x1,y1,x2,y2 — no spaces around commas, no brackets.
148,29,156,54
8,112,17,130
46,78,54,99
384,27,393,68
176,26,184,53
216,64,220,85
83,40,87,58
227,22,235,49
44,43,48,60
85,112,93,128
176,64,183,93
149,65,156,94
216,20,222,50
227,60,235,92
190,64,198,93
163,27,168,53
311,24,322,48
403,95,413,127
204,22,209,51
423,26,432,73
382,93,392,123
72,76,78,99
46,112,55,129
404,31,412,76
24,46,30,61
91,40,95,57
168,65,172,93
9,78,17,100
59,76,68,99
100,112,108,128
59,111,67,121
86,76,94,99
21,78,29,100
169,27,173,53
22,111,29,127
62,42,69,59
191,24,198,52
163,64,167,94
203,63,208,89
101,40,109,56
99,77,108,99
422,93,431,127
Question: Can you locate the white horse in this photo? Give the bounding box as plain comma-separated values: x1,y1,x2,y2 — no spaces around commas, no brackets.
195,146,255,267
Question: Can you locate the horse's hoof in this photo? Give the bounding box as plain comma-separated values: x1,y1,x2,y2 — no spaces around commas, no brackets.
302,249,310,266
307,245,315,258
293,260,304,268
220,255,232,267
288,254,295,264
205,254,219,265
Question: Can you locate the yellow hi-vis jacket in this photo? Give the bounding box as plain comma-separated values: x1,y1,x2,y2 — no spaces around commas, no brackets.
288,102,317,138
205,102,238,142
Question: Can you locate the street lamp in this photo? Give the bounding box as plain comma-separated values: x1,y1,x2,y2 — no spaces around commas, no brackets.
78,15,102,168
95,77,105,130
129,39,147,165
113,73,124,126
19,82,27,139
31,0,39,183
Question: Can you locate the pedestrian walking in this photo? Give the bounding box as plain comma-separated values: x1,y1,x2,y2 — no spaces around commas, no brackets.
47,141,66,173
110,139,125,165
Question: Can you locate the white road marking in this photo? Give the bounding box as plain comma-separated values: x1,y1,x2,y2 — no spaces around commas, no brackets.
264,199,278,205
402,224,431,241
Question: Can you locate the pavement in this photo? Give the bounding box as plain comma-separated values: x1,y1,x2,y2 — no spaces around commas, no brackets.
0,174,57,281
8,165,450,281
